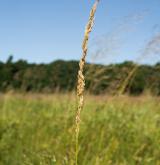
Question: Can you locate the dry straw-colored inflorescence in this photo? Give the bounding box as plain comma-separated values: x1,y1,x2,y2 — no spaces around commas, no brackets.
118,33,160,95
75,0,100,164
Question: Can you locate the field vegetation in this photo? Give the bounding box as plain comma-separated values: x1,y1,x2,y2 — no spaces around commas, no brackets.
0,93,160,165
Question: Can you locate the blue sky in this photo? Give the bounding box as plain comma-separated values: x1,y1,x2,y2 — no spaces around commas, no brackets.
0,0,160,64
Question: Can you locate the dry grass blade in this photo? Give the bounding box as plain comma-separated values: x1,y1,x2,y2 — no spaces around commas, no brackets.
75,0,100,164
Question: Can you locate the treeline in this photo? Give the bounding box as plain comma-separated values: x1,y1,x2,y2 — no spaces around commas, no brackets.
0,56,160,95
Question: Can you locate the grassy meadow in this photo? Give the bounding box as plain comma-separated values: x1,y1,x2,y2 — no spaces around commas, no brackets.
0,93,160,165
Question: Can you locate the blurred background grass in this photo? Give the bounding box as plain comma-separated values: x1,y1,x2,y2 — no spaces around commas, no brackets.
0,93,160,165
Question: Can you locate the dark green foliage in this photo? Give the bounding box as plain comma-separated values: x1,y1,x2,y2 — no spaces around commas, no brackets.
0,56,159,95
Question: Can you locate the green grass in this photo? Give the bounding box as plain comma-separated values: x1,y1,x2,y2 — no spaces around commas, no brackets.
0,93,160,165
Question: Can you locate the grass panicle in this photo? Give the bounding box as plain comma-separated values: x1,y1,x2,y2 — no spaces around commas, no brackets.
75,0,100,164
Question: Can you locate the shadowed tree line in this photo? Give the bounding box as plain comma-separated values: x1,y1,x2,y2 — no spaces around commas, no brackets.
0,56,160,95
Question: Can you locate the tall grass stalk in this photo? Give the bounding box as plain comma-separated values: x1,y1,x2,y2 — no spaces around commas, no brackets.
118,33,160,95
118,64,138,95
75,0,100,164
